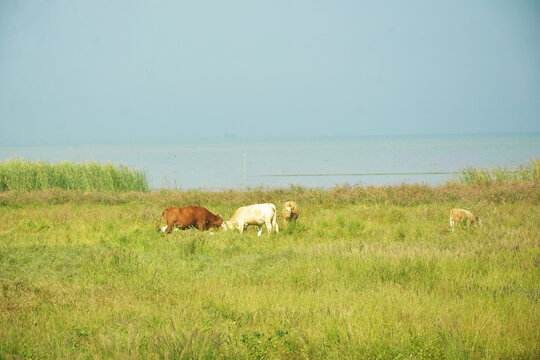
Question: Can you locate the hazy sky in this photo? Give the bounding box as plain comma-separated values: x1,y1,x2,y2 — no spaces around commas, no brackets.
1,0,539,144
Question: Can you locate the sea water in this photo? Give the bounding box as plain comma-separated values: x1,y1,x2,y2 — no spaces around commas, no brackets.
1,134,539,190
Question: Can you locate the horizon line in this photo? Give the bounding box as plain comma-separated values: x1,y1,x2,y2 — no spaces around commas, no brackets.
2,131,539,147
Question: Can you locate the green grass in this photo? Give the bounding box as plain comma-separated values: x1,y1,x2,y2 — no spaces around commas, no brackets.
0,184,539,359
452,158,540,185
0,159,149,192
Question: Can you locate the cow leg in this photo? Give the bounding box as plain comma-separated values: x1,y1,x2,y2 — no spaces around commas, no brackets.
257,226,263,237
239,221,244,234
196,220,205,231
165,222,173,234
265,219,272,235
450,217,455,232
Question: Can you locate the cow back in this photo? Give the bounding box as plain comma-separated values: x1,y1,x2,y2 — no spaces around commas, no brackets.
165,206,222,229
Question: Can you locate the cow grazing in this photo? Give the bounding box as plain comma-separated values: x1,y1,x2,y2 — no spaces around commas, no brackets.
156,206,223,234
449,208,480,231
281,201,299,229
222,203,279,236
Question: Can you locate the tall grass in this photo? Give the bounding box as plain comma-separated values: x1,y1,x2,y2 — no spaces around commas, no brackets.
0,159,149,192
0,184,538,359
453,158,540,185
1,182,538,208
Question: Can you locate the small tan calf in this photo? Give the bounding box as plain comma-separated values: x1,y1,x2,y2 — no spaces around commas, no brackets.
281,201,299,229
449,208,480,231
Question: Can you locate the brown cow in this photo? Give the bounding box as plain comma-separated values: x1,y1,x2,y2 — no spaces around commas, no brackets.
155,206,223,234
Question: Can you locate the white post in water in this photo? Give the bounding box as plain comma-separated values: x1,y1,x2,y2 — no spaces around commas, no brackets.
243,153,246,179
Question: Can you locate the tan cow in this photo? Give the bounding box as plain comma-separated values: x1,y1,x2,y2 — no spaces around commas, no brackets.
449,208,480,231
281,201,299,229
222,203,279,236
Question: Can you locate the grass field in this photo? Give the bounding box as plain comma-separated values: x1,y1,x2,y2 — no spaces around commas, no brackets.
0,184,539,359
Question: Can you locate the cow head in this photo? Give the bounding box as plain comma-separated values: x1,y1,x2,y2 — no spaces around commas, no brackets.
283,206,292,217
205,214,223,230
213,214,224,227
221,221,234,231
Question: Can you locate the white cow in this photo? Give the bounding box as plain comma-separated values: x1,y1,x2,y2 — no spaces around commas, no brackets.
222,203,279,236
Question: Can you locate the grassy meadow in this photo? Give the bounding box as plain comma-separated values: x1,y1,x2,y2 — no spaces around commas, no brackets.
0,184,539,359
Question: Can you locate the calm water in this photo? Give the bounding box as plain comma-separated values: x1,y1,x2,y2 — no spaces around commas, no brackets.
1,134,539,190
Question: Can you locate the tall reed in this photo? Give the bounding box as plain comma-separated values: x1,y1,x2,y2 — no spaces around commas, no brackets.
452,158,539,185
0,159,149,192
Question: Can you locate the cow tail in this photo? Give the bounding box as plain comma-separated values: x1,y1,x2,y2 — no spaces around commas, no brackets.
155,209,165,231
273,207,279,233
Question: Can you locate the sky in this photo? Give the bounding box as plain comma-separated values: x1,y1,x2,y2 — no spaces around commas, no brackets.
1,0,539,145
